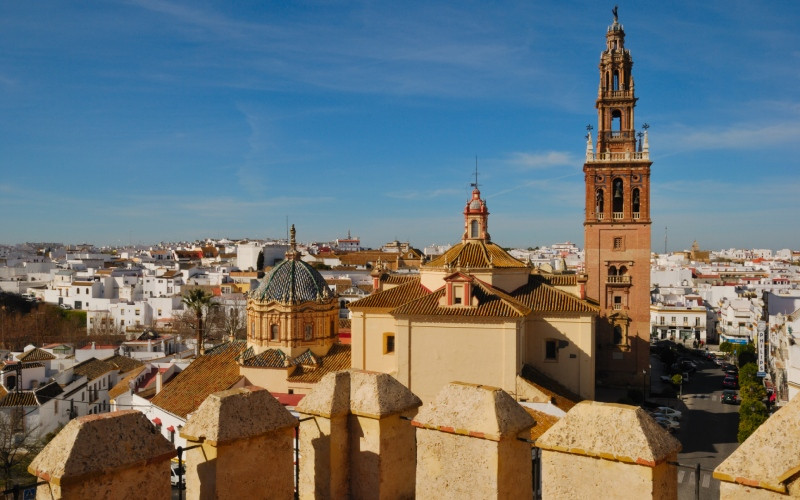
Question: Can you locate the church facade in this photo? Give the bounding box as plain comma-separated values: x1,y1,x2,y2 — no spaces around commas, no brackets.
349,186,598,403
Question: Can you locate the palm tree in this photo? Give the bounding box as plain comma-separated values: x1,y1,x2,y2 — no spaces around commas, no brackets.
182,289,216,357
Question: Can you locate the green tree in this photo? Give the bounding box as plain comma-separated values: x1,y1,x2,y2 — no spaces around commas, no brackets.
256,250,264,271
719,341,734,353
182,289,217,357
737,362,768,443
736,343,757,367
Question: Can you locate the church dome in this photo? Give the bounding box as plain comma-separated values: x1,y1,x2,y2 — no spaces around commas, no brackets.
250,225,334,304
251,259,333,304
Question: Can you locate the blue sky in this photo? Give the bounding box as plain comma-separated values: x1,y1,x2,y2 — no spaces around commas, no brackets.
1,1,799,252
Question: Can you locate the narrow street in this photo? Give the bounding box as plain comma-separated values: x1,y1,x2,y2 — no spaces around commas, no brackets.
649,350,740,499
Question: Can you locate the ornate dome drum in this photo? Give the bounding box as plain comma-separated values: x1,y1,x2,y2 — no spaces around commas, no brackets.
246,225,338,356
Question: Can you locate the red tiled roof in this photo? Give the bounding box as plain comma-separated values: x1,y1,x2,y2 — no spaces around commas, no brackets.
17,348,56,362
426,240,527,269
271,392,305,407
348,279,429,310
150,341,247,419
392,280,531,318
109,367,146,399
541,274,578,287
287,344,351,384
73,358,117,381
510,276,599,314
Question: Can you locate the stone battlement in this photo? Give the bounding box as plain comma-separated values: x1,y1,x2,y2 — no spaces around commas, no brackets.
26,371,698,499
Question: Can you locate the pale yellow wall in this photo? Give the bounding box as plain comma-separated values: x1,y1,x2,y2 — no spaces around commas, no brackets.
398,319,520,403
542,451,676,499
41,460,172,500
524,316,595,400
239,366,291,394
350,310,398,375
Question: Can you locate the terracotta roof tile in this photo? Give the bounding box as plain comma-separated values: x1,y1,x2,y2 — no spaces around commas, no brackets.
426,241,527,269
286,344,351,384
150,341,246,418
523,407,561,442
241,349,289,368
0,392,38,407
348,279,429,310
511,276,599,314
103,355,145,374
2,362,43,373
382,274,418,285
73,358,117,381
35,381,64,402
17,348,56,362
541,274,578,286
392,279,530,318
109,367,147,400
519,364,581,411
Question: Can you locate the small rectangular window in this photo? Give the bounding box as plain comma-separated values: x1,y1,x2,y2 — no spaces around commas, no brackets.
385,334,395,354
613,237,623,250
545,340,557,360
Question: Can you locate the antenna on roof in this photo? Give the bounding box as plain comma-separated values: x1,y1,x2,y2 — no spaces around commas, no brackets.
471,156,479,190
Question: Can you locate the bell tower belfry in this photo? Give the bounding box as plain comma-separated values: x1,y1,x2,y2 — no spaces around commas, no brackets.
584,7,651,387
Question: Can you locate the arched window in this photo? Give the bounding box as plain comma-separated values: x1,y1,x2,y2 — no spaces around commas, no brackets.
595,189,604,217
611,109,622,132
632,188,640,214
5,375,16,391
270,324,279,341
613,325,623,345
619,265,628,276
250,321,255,339
304,324,313,341
470,220,479,238
608,266,618,276
613,70,619,91
612,178,624,214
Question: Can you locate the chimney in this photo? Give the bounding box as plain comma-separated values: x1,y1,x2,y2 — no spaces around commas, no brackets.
156,369,164,395
577,274,588,300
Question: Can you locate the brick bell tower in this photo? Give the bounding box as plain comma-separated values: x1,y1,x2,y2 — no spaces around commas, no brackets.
584,7,651,388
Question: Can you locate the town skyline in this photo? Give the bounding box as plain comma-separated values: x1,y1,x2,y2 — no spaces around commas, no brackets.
2,1,799,250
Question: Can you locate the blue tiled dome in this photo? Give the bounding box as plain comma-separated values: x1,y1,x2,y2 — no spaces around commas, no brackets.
251,259,333,304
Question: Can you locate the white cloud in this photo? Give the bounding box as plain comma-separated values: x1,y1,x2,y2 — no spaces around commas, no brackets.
506,151,578,170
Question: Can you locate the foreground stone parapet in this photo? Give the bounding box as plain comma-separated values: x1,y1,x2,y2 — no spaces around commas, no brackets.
297,370,422,500
714,393,800,498
181,386,298,500
412,382,535,500
537,401,681,499
28,410,175,500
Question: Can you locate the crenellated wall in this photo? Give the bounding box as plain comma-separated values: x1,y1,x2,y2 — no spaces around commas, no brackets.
29,371,694,500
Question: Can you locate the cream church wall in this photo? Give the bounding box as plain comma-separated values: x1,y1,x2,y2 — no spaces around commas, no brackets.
525,316,595,400
395,319,520,403
350,311,398,376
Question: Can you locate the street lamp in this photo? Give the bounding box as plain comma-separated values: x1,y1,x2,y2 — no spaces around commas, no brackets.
642,368,647,401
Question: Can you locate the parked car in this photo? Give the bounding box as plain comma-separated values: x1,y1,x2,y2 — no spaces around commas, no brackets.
654,417,680,433
721,390,739,405
652,407,682,420
171,463,185,488
722,376,738,389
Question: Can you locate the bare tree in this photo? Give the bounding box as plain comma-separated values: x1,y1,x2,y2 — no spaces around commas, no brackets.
209,294,247,341
0,409,42,489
